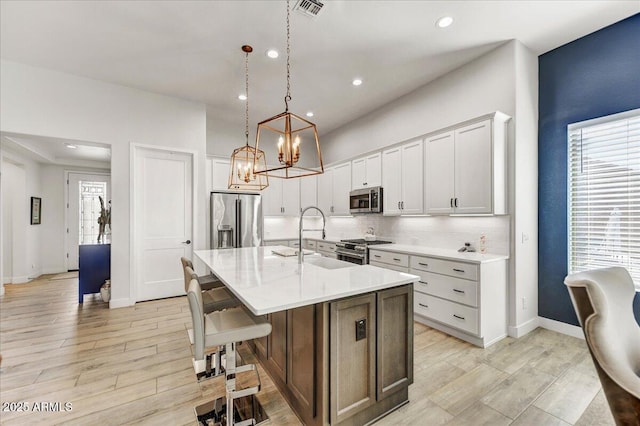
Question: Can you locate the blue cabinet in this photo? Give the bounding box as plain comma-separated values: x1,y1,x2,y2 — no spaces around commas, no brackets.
78,243,110,303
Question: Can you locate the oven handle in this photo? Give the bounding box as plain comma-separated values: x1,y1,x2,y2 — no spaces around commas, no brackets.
335,250,365,259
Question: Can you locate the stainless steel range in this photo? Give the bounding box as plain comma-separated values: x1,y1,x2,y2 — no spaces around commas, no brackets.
335,239,392,265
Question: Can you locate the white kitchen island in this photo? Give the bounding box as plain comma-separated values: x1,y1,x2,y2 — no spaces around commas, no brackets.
194,246,418,426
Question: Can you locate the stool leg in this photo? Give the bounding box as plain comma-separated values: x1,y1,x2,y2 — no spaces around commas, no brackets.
214,345,225,376
225,342,236,425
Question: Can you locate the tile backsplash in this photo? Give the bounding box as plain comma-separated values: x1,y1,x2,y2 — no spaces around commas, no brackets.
264,215,510,255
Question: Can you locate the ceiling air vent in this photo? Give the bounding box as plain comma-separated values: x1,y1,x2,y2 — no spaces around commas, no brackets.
294,0,324,17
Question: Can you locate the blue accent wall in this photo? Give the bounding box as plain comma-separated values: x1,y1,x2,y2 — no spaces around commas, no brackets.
538,14,640,326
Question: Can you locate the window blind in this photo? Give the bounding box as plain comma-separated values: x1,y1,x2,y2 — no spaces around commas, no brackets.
568,109,640,290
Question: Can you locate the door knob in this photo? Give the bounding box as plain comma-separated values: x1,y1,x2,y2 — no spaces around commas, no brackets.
182,240,191,245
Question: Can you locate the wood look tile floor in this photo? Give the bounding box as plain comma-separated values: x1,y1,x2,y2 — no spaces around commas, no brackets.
0,275,613,425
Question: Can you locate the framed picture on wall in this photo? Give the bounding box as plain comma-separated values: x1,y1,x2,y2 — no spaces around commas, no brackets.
31,197,41,225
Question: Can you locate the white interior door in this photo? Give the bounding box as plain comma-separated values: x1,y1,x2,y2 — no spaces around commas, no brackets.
66,172,111,270
134,147,193,302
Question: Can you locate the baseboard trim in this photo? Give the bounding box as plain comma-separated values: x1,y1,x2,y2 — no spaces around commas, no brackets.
508,317,539,338
538,316,584,340
109,298,135,309
42,267,66,275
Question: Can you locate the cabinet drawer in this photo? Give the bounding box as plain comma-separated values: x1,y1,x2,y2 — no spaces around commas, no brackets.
369,260,409,273
289,240,301,248
303,240,316,250
410,255,477,281
369,251,409,268
410,269,478,307
316,241,336,253
414,292,479,336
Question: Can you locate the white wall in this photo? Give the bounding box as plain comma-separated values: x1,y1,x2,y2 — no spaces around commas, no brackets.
511,42,539,335
322,42,516,163
0,60,207,307
1,151,41,283
318,41,539,335
206,111,244,156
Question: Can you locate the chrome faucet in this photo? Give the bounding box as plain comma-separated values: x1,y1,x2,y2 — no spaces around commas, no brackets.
298,206,326,264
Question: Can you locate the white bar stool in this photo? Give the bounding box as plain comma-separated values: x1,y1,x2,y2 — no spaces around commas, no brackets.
188,279,271,426
182,262,241,379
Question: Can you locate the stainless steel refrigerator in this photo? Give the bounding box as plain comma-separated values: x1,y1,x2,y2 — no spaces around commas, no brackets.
210,191,263,249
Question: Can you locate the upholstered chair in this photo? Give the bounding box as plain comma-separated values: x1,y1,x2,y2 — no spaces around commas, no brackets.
564,267,640,425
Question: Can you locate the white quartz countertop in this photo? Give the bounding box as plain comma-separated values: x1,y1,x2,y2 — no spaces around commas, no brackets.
368,244,509,264
194,246,418,315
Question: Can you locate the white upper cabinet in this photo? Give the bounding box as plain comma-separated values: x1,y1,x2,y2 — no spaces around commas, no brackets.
382,140,424,215
315,164,351,216
351,152,382,190
263,177,283,216
263,178,300,216
382,147,402,215
317,169,333,215
282,178,301,216
208,156,232,191
425,132,455,214
425,113,509,215
401,141,424,214
454,120,493,214
331,162,352,215
300,175,318,215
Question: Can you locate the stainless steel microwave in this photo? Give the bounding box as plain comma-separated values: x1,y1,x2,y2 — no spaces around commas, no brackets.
349,187,383,214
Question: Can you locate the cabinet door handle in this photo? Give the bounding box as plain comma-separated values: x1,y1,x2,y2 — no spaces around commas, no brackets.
373,254,381,258
453,289,465,294
397,201,401,209
453,314,466,320
454,198,458,208
453,268,465,273
450,198,453,208
363,182,367,186
418,280,428,285
418,303,429,308
393,258,402,262
418,262,429,267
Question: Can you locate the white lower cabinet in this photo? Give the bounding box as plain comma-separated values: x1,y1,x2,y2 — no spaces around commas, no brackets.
369,248,507,348
316,241,337,258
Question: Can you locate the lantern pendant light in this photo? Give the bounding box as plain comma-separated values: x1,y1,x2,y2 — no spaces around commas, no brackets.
228,45,269,190
253,0,323,179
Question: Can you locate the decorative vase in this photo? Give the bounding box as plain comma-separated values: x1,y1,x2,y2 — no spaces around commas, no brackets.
100,280,111,303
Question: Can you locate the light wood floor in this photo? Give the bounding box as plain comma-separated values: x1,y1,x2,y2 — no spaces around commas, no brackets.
0,274,612,425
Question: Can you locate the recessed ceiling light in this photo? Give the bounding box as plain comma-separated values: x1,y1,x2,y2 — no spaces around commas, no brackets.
266,49,279,59
65,143,77,149
306,112,314,117
436,16,453,28
352,78,363,86
238,94,247,100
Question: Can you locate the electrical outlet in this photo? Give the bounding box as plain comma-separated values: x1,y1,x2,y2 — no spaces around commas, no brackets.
355,318,366,341
522,232,529,243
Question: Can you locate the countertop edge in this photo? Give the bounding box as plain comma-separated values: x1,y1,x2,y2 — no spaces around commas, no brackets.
249,276,417,315
368,244,509,264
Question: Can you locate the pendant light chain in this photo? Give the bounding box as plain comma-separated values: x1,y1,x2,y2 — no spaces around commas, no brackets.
245,48,250,146
284,0,291,111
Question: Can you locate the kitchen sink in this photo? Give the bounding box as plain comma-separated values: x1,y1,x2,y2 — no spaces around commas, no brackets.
304,256,353,270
